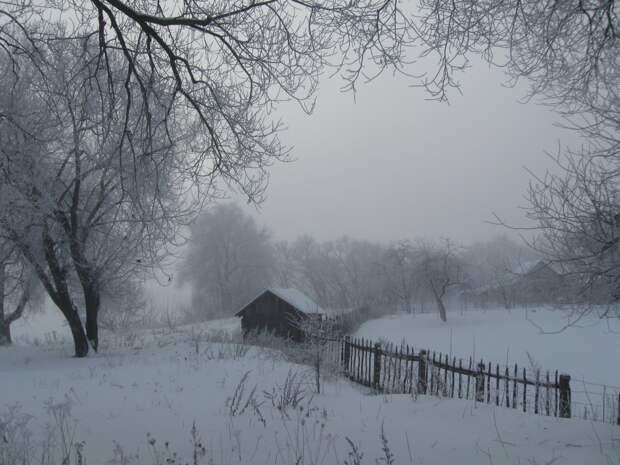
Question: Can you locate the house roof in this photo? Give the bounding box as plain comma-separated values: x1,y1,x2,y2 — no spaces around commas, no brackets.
510,260,539,275
511,259,564,276
465,259,566,296
269,288,323,314
525,260,565,276
235,287,324,316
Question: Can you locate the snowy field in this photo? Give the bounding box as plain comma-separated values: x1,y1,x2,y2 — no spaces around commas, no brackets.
355,307,620,388
354,307,620,425
1,308,619,464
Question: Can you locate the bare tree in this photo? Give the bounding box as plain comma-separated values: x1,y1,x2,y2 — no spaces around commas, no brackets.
415,1,619,109
2,2,616,192
0,1,430,357
417,239,465,322
0,36,190,356
0,1,420,205
526,151,620,311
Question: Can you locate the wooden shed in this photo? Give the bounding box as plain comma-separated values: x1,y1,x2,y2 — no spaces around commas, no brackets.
235,288,323,341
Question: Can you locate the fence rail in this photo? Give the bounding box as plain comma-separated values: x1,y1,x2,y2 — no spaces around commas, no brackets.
320,336,620,426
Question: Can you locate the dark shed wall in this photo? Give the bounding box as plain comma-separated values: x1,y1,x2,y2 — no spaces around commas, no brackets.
239,292,305,341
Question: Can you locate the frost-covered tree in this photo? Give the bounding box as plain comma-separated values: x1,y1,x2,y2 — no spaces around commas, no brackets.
0,0,421,204
0,36,193,356
179,203,274,319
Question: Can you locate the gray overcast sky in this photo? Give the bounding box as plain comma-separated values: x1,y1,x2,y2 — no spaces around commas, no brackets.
232,59,581,245
152,62,582,304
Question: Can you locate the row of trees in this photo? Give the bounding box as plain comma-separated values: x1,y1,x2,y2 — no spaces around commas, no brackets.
180,203,542,322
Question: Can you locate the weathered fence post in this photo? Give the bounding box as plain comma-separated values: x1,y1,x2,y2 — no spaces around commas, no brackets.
534,370,540,415
476,362,485,402
559,374,571,418
418,350,428,394
343,336,351,375
373,343,382,391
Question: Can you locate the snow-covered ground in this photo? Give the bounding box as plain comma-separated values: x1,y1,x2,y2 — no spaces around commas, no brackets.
354,307,620,425
10,304,71,346
355,307,620,388
2,311,620,464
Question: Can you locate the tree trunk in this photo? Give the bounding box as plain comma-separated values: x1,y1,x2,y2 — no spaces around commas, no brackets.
0,321,11,346
435,296,448,322
501,287,512,310
51,293,88,357
430,283,448,322
0,263,7,345
84,286,100,352
63,305,89,358
315,340,321,394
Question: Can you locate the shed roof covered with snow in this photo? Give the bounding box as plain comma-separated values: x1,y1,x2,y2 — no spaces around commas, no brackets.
268,288,323,314
236,287,323,316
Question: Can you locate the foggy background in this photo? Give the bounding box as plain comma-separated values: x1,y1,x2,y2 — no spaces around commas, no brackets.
142,59,584,313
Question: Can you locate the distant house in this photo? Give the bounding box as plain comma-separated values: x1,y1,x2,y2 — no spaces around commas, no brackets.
514,260,566,304
235,288,324,341
464,260,567,308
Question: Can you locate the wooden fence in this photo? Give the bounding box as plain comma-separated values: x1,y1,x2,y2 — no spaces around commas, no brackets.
320,336,620,425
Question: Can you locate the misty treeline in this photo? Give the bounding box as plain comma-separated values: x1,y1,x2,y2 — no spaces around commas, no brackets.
180,203,554,322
